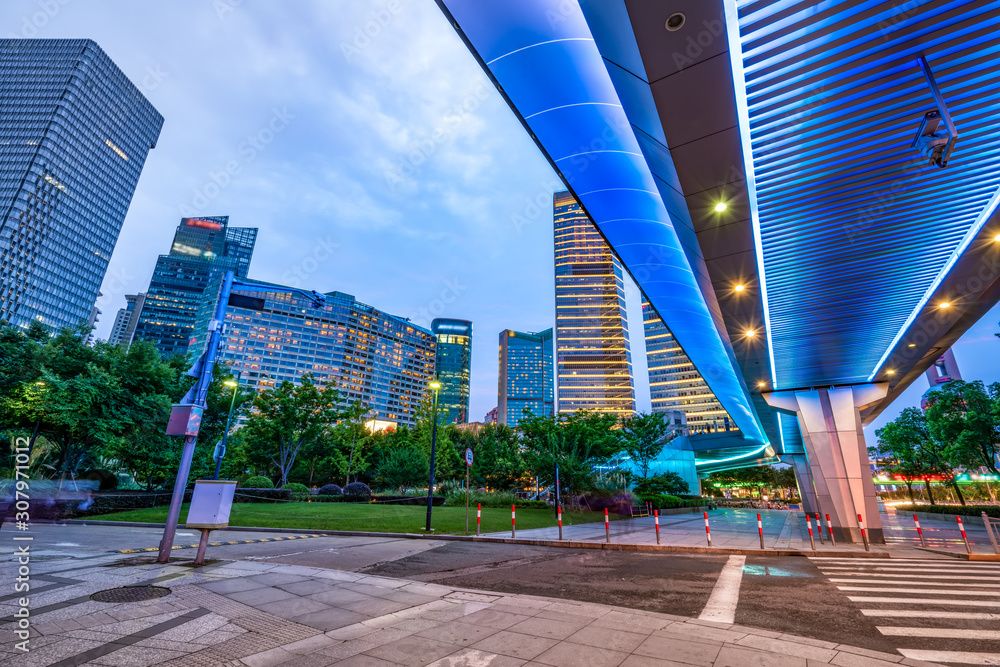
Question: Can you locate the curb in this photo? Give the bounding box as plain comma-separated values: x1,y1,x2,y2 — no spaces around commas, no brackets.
116,534,322,554
62,520,891,558
916,546,1000,561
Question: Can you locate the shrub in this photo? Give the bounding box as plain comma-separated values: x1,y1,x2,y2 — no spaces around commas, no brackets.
233,488,291,502
241,476,274,489
633,473,689,496
447,489,516,508
318,484,343,496
901,504,1000,519
291,492,344,502
344,482,372,500
281,482,310,494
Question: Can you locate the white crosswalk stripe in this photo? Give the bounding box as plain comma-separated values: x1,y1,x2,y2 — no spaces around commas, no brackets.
811,557,1000,664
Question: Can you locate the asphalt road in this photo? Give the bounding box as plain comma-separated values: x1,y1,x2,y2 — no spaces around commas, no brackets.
8,523,997,662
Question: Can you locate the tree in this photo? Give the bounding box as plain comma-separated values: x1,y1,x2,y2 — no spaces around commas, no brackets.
339,401,372,486
411,394,460,482
470,424,525,490
520,410,623,496
925,380,1000,475
633,472,688,496
375,443,429,492
619,412,674,479
239,375,341,487
873,407,938,505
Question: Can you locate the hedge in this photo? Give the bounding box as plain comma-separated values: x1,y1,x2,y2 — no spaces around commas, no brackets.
898,504,1000,519
241,476,274,489
231,489,291,503
281,483,310,494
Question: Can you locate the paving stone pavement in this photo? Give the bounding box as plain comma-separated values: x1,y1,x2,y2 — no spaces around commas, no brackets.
0,552,946,666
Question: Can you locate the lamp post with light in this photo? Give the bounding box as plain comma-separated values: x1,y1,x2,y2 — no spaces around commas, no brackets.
425,379,442,532
212,370,242,480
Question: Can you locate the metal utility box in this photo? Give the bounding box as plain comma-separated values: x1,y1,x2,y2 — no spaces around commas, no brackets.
185,480,236,529
166,404,203,437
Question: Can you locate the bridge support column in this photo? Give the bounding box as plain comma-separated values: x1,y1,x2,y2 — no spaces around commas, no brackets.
764,384,888,545
783,454,818,515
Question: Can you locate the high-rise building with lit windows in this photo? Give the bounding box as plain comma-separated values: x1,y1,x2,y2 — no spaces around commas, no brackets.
498,328,553,427
0,39,163,329
132,216,257,357
553,191,635,415
642,296,734,433
191,285,436,428
431,318,472,424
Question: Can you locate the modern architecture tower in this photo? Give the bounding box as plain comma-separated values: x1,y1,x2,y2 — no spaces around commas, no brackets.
553,191,635,416
643,298,734,433
431,318,472,424
498,328,554,427
132,216,257,357
108,292,145,347
0,39,164,329
191,286,436,428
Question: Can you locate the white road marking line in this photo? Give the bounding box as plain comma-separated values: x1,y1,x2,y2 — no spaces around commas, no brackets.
830,578,1000,588
847,596,1000,607
897,649,1000,664
820,567,1000,575
837,586,1000,596
861,609,1000,619
698,554,745,624
810,558,1000,564
877,626,1000,639
822,572,1000,582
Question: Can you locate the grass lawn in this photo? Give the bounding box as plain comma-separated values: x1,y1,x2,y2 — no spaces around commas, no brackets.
87,502,626,535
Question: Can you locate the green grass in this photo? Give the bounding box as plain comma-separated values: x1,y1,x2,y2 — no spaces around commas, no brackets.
87,502,626,535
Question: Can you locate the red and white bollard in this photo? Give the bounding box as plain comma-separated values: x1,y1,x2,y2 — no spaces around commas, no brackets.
511,504,516,539
654,510,660,545
858,514,869,552
815,513,824,544
805,514,816,551
557,505,563,541
605,508,611,543
757,513,765,550
825,513,836,546
704,511,712,547
957,516,972,554
476,503,481,537
913,514,927,548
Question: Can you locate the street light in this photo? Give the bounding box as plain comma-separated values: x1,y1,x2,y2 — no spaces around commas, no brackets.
213,370,242,480
425,379,442,532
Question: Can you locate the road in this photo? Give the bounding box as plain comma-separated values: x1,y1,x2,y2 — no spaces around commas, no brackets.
7,523,999,663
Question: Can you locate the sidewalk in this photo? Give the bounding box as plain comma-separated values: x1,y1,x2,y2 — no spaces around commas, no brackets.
0,551,942,666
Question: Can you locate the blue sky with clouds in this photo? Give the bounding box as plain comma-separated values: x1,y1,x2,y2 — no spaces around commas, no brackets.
5,0,1000,438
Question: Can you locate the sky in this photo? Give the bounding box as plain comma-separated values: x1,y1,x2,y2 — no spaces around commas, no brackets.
5,0,1000,440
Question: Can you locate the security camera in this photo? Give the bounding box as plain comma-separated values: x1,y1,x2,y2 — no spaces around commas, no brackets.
912,110,955,167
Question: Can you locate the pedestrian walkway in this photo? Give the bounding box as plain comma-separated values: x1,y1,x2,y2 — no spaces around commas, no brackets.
810,557,1000,665
0,549,945,666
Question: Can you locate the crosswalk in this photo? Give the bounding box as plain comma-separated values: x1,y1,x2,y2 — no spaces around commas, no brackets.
811,557,1000,665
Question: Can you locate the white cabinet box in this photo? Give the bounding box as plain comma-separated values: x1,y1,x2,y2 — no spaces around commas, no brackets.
185,480,236,529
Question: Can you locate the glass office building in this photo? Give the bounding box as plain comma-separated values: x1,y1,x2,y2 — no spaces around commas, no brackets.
498,328,554,427
191,285,436,428
0,39,163,329
642,297,734,433
132,216,257,357
431,318,472,424
553,191,635,416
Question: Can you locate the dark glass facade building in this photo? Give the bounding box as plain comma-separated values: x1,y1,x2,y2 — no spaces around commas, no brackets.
431,318,472,424
642,297,734,433
0,39,163,329
132,216,257,357
498,328,553,427
553,191,635,416
191,286,436,428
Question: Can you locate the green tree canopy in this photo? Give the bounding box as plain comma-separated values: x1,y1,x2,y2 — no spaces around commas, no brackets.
619,411,674,479
519,410,623,496
924,380,1000,476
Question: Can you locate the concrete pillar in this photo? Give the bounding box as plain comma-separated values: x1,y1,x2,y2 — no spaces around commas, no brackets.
783,453,818,515
764,384,887,544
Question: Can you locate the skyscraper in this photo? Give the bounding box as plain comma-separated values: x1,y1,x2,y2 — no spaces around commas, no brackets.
190,285,436,427
498,328,554,427
132,216,257,357
0,39,163,329
553,191,635,416
643,297,734,433
107,293,145,347
431,318,472,424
